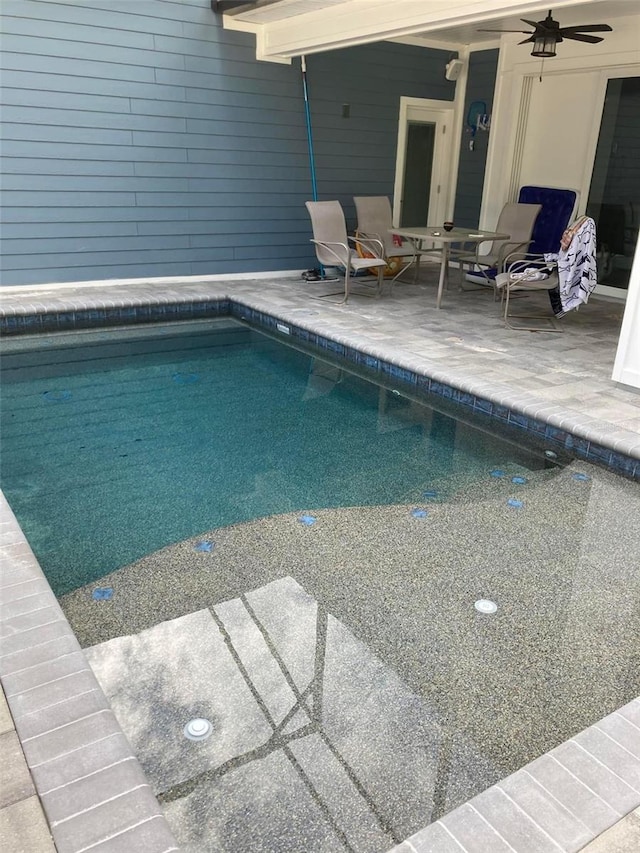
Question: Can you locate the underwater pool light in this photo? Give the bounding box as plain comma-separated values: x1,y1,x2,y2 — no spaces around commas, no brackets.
184,718,213,741
475,599,498,614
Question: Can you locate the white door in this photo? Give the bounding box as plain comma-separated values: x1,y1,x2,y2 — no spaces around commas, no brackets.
393,98,454,228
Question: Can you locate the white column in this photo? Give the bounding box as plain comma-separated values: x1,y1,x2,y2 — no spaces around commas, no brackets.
612,236,640,390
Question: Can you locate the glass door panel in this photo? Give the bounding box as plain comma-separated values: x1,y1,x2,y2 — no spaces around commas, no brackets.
587,76,640,291
400,121,436,227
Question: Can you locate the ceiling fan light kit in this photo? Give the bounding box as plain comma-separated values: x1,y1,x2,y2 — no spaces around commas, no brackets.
531,33,558,57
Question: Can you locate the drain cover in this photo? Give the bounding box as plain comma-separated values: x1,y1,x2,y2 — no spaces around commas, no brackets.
184,718,213,741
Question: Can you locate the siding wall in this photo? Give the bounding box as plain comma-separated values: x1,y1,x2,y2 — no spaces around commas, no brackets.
307,42,455,231
453,49,499,229
0,0,454,286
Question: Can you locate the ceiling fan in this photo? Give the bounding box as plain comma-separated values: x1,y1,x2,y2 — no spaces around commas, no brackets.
478,9,613,57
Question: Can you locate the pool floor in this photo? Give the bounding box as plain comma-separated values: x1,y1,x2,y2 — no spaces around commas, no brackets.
61,464,640,852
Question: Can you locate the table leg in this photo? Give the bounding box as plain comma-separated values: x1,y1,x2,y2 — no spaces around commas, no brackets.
436,243,449,309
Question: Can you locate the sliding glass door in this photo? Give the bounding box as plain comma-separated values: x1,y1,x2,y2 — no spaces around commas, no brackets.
587,76,640,293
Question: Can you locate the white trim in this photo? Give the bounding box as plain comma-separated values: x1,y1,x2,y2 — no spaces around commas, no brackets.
595,285,629,301
225,0,600,61
388,36,465,53
588,67,640,303
448,47,470,220
0,270,304,295
256,28,292,64
392,97,456,228
478,41,512,229
613,236,640,389
364,36,501,54
469,39,501,52
507,74,534,201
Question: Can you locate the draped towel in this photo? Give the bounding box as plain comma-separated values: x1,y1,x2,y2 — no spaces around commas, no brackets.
544,216,597,316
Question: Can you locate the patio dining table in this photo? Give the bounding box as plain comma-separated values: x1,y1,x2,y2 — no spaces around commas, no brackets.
391,226,510,309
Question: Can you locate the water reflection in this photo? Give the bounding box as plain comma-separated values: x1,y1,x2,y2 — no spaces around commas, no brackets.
86,577,493,852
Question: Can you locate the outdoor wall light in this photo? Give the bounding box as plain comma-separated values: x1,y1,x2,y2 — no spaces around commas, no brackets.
531,35,558,57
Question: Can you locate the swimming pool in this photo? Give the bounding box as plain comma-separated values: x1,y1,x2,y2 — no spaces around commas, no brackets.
1,317,639,852
0,317,550,598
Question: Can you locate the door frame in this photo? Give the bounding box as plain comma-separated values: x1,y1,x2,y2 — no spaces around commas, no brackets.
392,97,456,228
485,57,639,301
583,66,640,300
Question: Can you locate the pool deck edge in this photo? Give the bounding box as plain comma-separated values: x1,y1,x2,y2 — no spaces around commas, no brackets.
0,492,179,853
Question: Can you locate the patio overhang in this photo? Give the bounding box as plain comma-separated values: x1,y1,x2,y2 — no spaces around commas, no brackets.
216,0,640,393
217,0,632,62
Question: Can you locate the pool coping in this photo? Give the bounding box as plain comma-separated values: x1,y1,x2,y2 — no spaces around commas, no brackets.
1,287,639,853
0,493,180,853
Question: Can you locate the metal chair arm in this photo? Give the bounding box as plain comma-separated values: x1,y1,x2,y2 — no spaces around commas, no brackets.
503,252,556,274
350,233,384,259
495,240,534,270
310,238,351,267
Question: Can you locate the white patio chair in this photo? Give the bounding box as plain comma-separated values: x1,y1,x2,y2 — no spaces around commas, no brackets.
353,195,435,286
495,257,561,331
458,202,542,291
305,201,386,304
495,216,597,332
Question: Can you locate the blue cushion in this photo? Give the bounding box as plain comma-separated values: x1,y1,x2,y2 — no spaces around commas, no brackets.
517,186,577,254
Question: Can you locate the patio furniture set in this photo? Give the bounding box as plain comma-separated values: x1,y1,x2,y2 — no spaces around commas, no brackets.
305,187,594,331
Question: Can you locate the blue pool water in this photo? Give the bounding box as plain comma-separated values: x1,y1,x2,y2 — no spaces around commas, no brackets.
1,318,545,596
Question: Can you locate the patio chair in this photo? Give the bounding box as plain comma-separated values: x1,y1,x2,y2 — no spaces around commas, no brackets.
305,200,386,304
495,216,597,332
353,196,434,286
457,202,541,290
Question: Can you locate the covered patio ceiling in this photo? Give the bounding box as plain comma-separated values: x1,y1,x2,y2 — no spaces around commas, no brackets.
218,0,638,60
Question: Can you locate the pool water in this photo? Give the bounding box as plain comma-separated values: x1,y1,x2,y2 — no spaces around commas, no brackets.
2,318,639,853
2,318,545,597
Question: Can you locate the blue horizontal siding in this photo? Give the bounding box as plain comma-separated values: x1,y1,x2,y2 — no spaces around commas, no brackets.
1,0,456,285
1,14,157,49
1,88,132,113
1,221,138,239
2,124,134,145
0,34,188,70
2,207,191,224
2,106,185,132
0,69,188,101
2,3,178,36
2,158,137,176
2,247,233,270
0,235,191,256
1,140,189,161
1,52,157,82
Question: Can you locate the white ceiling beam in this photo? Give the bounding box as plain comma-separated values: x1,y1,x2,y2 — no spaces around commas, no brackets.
389,36,466,54
225,0,603,59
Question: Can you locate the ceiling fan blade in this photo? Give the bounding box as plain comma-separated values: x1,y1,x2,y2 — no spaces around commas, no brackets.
558,24,613,34
562,33,604,44
477,28,532,33
518,36,536,45
520,19,542,28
